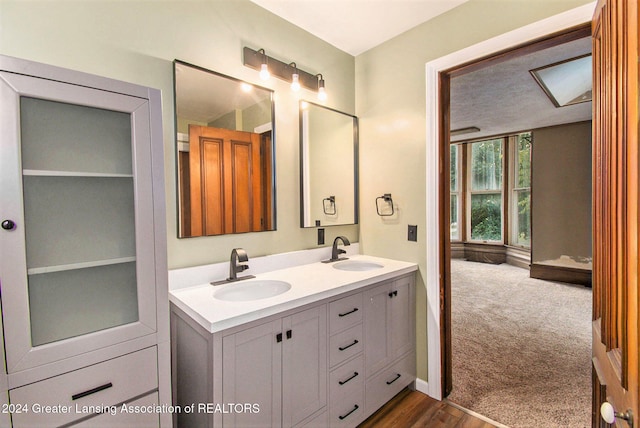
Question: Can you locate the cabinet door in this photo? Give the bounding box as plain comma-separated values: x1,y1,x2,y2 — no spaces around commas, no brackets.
363,282,393,377
364,276,415,377
222,319,282,428
389,275,415,361
282,305,327,427
0,71,157,373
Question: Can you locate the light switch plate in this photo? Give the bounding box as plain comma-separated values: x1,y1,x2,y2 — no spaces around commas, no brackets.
408,225,417,242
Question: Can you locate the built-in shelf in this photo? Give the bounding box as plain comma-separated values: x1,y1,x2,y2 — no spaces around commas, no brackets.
28,256,136,275
23,169,133,178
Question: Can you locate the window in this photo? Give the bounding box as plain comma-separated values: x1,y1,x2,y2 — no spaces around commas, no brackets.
450,144,461,240
451,132,531,248
467,139,503,242
510,133,531,247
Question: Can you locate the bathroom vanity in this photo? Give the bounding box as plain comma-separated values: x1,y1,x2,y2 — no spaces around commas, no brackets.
170,252,417,427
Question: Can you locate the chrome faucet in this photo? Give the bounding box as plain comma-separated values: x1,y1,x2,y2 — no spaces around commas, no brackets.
329,236,350,262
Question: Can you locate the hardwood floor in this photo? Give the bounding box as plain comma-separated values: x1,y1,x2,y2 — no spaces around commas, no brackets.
358,389,499,428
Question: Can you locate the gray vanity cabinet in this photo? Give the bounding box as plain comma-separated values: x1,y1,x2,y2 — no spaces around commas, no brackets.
170,271,416,428
363,274,416,415
0,55,170,427
222,304,327,427
363,275,415,377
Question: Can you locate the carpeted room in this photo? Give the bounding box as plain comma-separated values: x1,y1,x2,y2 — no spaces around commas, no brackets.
447,260,592,428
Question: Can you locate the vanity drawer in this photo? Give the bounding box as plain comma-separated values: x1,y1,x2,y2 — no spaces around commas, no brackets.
365,351,415,416
329,357,365,428
73,391,159,427
329,293,363,334
329,324,362,368
10,347,158,427
329,355,364,397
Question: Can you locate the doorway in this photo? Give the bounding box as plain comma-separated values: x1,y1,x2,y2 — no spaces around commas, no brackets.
422,0,596,403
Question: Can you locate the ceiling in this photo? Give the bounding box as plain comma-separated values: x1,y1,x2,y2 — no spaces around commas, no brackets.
450,36,592,142
249,0,470,56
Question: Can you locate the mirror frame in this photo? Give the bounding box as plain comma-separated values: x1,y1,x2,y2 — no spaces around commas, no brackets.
173,59,277,238
299,100,359,228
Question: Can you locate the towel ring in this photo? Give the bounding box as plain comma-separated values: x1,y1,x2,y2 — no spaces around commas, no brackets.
323,196,336,215
376,194,394,216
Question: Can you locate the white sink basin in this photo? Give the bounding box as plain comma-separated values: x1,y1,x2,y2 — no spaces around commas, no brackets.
214,280,292,302
333,260,384,271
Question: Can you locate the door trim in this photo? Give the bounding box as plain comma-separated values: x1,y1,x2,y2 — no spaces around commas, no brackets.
422,2,596,400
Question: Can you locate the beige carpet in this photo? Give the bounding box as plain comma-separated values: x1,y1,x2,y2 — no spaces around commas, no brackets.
447,259,592,428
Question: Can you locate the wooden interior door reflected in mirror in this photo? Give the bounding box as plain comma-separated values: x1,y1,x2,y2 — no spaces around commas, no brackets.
174,60,276,237
183,125,272,236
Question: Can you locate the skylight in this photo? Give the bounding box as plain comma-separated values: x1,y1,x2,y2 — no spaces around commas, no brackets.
530,54,592,107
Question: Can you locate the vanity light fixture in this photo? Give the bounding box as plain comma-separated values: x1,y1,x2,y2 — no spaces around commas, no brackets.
316,74,327,101
243,47,326,96
290,63,301,92
258,49,270,80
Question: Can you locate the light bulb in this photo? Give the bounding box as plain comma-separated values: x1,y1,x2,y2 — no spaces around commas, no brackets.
318,86,327,101
291,73,301,92
259,63,270,80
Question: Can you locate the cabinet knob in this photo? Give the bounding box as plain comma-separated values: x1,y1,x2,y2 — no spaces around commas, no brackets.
1,220,16,231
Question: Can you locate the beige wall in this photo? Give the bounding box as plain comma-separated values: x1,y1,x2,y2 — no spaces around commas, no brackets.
532,121,592,268
0,0,357,269
355,0,593,381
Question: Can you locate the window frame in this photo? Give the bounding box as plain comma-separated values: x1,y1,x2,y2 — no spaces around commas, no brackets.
450,144,462,242
508,133,532,248
465,138,505,244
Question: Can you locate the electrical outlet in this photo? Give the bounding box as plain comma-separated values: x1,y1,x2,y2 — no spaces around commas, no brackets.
408,225,417,242
318,228,325,245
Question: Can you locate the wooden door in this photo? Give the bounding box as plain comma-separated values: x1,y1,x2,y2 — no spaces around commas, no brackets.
591,0,639,427
188,125,263,236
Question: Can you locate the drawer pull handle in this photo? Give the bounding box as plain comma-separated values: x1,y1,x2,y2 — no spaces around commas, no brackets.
338,339,359,351
338,371,359,385
338,404,359,420
72,382,113,401
338,307,359,317
388,290,398,298
386,373,401,385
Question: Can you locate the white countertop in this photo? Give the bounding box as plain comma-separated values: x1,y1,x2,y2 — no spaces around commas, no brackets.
169,254,417,333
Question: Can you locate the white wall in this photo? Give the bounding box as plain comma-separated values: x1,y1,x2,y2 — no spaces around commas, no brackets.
0,0,357,269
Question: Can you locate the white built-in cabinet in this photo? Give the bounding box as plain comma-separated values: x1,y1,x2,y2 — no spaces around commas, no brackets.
0,55,171,427
171,272,415,428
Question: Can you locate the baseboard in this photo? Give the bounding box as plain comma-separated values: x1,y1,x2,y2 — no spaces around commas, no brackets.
414,377,431,396
530,263,592,286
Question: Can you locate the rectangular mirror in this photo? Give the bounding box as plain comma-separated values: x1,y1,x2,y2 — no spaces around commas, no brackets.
300,101,358,227
174,60,276,237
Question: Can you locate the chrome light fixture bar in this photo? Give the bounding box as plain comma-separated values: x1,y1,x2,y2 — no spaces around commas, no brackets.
243,47,324,93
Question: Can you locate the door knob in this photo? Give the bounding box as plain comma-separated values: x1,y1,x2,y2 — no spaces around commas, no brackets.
601,402,634,427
